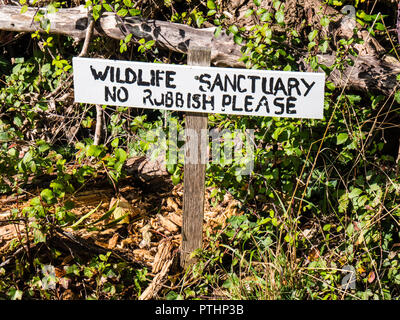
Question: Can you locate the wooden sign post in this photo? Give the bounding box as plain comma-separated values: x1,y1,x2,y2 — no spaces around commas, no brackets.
181,47,211,267
72,53,325,269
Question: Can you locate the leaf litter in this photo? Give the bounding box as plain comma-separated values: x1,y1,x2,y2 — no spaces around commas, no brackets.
0,180,242,299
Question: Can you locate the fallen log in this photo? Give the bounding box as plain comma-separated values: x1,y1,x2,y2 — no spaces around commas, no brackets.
0,4,399,95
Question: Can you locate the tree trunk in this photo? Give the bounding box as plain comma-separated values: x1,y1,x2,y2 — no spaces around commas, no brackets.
0,4,399,95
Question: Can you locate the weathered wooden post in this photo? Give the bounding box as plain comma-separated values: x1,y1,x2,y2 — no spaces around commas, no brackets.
180,46,211,268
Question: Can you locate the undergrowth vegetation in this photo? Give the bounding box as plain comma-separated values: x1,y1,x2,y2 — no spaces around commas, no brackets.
0,0,400,300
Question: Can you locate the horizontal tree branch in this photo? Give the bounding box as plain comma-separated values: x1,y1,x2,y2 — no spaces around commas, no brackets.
0,4,399,95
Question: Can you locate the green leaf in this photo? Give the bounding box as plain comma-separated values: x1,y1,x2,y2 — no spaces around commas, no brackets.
395,91,400,104
210,188,219,198
40,188,55,204
319,40,329,53
84,267,94,278
22,150,33,164
244,9,253,18
308,29,318,42
87,144,103,157
336,133,348,145
171,173,180,185
145,40,155,49
214,26,222,38
326,81,336,91
38,141,50,153
222,273,239,289
308,41,316,50
207,0,216,10
253,0,261,6
13,116,23,128
8,288,23,300
320,16,330,27
129,8,141,16
117,8,128,17
260,12,272,22
349,188,363,199
20,5,28,13
346,94,361,104
273,0,282,10
375,23,385,31
228,25,239,35
65,264,80,276
275,10,284,24
33,228,46,243
284,233,293,244
323,224,331,231
166,291,179,300
0,132,9,142
283,64,292,71
233,34,243,45
123,0,132,7
111,138,119,148
102,3,112,11
115,148,127,163
195,15,205,27
30,161,37,173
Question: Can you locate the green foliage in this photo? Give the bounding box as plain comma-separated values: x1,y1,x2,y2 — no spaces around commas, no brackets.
1,0,399,300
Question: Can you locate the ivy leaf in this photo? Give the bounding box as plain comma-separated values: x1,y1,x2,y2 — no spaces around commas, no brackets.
348,188,363,199
8,288,23,300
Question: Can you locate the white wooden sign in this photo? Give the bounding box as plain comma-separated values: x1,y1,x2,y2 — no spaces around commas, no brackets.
73,57,325,119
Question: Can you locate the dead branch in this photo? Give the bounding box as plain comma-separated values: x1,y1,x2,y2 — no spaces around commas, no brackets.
0,4,399,94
